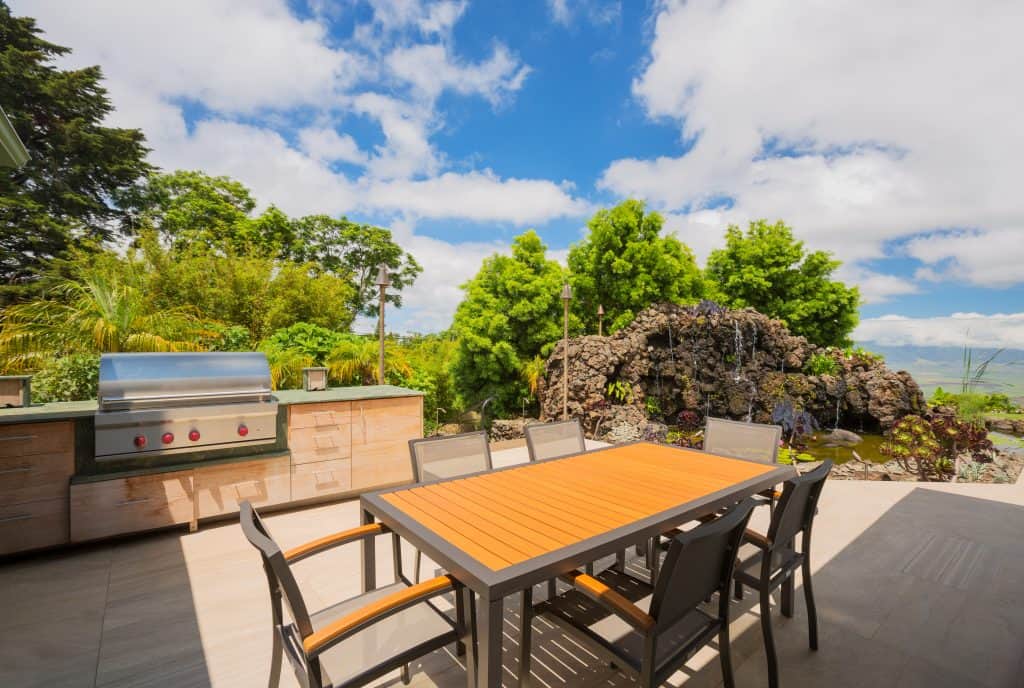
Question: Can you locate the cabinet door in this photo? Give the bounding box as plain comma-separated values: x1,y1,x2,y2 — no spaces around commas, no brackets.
0,498,68,555
0,450,75,504
0,420,74,459
351,397,422,490
70,470,194,542
194,456,290,519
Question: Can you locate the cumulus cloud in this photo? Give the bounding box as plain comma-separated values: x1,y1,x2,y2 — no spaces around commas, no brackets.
546,0,621,27
386,42,530,107
297,127,367,166
904,228,1024,289
855,313,1024,349
601,0,1024,286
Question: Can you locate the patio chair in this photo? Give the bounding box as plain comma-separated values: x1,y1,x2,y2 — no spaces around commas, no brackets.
519,498,757,688
704,416,782,464
733,460,833,688
408,431,492,582
239,501,473,688
524,418,586,461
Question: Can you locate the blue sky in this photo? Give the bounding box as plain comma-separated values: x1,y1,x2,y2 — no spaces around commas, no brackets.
13,0,1024,348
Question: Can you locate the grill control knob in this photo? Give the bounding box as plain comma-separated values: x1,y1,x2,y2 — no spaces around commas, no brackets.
161,432,174,445
237,424,249,437
133,435,147,449
188,430,201,442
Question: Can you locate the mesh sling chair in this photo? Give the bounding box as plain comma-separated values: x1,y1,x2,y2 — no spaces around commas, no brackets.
733,459,833,688
407,431,493,582
524,419,586,462
239,501,474,688
519,498,758,688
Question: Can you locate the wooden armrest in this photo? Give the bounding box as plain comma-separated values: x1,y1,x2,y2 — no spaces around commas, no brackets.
303,575,455,655
743,529,772,551
284,523,387,563
566,572,655,633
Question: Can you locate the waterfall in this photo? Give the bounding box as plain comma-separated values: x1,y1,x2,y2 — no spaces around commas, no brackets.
667,324,676,367
746,379,757,422
834,396,841,429
733,320,743,381
750,323,757,362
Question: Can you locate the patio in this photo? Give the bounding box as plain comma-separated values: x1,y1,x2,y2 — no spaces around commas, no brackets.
2,443,1023,688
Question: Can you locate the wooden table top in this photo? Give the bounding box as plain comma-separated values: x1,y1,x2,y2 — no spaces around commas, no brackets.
379,442,780,572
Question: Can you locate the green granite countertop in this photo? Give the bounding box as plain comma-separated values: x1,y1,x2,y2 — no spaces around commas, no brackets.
0,385,421,424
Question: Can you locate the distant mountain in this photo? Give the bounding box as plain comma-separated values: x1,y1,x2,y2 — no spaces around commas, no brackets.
857,343,1024,400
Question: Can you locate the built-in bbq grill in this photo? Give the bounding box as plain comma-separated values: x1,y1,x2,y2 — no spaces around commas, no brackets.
95,352,278,461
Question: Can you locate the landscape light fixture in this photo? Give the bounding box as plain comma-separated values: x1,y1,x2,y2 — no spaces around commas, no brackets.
597,304,605,336
561,283,572,420
375,264,391,385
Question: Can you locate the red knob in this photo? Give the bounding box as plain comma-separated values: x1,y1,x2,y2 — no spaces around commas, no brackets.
133,435,147,448
188,430,201,442
237,424,249,437
161,432,174,445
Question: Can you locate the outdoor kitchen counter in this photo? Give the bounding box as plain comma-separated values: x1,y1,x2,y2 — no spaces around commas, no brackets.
272,384,422,405
0,399,97,424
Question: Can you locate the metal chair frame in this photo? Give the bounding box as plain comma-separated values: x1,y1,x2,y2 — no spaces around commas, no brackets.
524,418,586,462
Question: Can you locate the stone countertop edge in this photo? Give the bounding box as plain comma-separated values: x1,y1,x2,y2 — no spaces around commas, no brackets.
0,385,423,424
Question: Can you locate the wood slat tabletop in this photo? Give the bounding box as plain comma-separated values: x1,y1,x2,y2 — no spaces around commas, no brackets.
380,442,779,571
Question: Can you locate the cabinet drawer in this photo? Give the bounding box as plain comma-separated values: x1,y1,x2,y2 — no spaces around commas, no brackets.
289,402,352,429
70,471,194,542
291,459,352,503
0,421,74,459
195,456,290,519
0,498,68,555
289,425,351,464
0,451,75,504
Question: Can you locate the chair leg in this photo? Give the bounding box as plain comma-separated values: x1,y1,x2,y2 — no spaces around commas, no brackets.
547,578,556,601
585,562,595,576
781,571,794,618
759,588,779,688
414,549,422,584
401,664,411,684
803,557,819,651
519,587,533,688
268,595,283,688
615,549,626,571
718,624,735,688
734,578,743,601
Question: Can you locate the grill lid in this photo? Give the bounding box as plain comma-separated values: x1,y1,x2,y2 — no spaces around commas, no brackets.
98,352,273,411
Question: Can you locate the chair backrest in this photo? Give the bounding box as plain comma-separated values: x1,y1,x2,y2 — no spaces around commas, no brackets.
703,417,782,464
650,498,756,630
768,459,833,547
239,501,315,638
408,431,492,483
524,419,586,462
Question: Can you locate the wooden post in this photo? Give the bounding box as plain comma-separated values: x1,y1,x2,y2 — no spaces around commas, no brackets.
378,286,386,384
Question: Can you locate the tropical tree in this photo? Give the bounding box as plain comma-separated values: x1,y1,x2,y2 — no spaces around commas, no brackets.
326,337,412,386
0,4,151,303
568,199,705,333
705,220,860,348
451,230,576,414
0,273,204,371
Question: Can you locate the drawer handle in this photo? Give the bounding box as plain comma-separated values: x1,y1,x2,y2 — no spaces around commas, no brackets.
313,434,336,449
0,466,32,475
0,435,37,442
313,471,337,483
0,513,33,524
234,481,262,496
312,411,336,426
116,497,150,507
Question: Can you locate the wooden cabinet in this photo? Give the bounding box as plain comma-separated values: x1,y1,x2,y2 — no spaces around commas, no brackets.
351,397,421,490
194,456,290,518
288,402,352,464
70,470,194,542
0,420,74,555
291,459,352,503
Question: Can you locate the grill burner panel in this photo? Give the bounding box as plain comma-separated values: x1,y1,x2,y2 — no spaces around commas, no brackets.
95,352,278,462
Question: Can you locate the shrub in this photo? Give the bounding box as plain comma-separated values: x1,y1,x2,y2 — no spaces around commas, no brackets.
206,324,254,352
265,323,346,363
676,409,702,432
804,352,839,376
31,354,101,402
606,380,634,404
881,415,945,481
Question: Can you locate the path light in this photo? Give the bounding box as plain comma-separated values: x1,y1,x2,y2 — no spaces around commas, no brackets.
561,283,572,420
375,264,391,384
597,304,605,337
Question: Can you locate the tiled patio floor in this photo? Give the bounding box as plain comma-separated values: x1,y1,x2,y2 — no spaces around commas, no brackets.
2,446,1023,688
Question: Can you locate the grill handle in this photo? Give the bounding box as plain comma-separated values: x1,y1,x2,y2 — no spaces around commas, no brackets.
100,389,272,408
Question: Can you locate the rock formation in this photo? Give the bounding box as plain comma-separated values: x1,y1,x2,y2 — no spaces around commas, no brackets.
538,303,925,440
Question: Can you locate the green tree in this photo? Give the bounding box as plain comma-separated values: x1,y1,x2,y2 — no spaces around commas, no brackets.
288,215,422,315
705,220,860,347
451,230,575,414
0,4,151,303
568,199,705,333
326,337,412,386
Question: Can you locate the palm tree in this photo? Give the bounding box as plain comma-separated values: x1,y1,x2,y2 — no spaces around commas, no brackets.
520,355,546,398
262,347,315,390
326,337,412,385
0,274,206,371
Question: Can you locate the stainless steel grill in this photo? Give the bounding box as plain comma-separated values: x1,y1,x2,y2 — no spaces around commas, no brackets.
95,352,278,461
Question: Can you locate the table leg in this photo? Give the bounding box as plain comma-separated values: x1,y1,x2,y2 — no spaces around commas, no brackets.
477,596,504,688
360,507,376,593
519,587,532,688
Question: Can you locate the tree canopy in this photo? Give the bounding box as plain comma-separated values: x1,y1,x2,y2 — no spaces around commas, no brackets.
568,199,704,333
0,3,151,303
451,230,577,414
705,219,860,347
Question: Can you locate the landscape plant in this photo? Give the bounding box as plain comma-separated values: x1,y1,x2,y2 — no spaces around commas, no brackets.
30,353,100,403
882,415,946,481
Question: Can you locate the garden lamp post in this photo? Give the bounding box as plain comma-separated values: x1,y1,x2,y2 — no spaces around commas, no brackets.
597,304,605,336
561,282,572,420
375,264,390,384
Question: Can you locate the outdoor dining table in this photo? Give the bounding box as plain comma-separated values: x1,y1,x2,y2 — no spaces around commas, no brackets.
359,440,795,687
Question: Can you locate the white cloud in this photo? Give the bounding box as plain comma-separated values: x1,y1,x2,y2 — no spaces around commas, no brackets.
904,228,1024,288
359,0,467,38
386,43,530,107
547,0,621,27
855,313,1024,349
548,0,571,25
297,127,366,166
601,0,1024,281
834,265,919,305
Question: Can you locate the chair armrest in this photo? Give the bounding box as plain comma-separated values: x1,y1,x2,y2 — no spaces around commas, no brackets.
303,575,456,655
284,523,388,564
566,572,656,633
743,529,773,551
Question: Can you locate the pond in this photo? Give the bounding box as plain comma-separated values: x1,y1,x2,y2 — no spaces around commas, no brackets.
801,432,889,465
